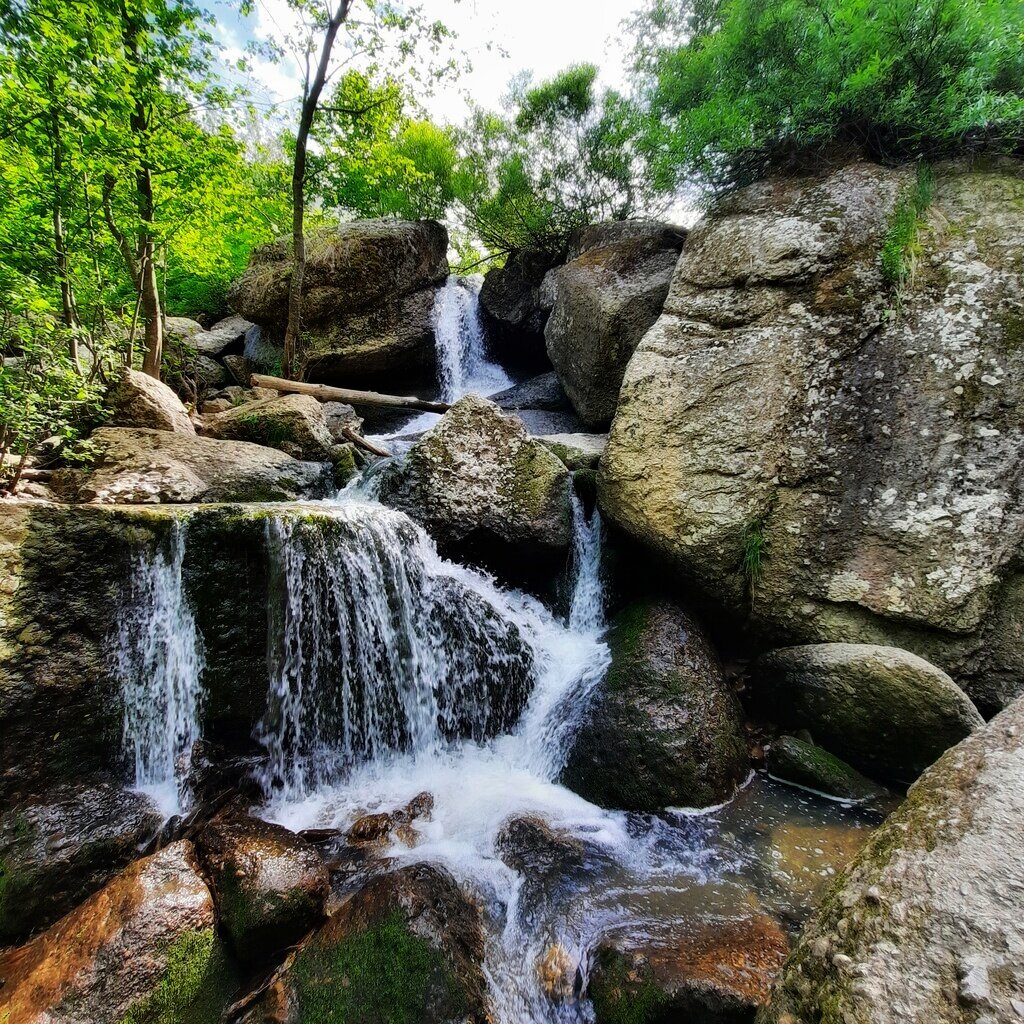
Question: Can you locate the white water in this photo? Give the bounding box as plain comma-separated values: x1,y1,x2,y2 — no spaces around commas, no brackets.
377,275,514,439
115,520,204,817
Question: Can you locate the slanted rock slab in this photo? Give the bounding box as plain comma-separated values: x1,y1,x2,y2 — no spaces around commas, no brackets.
105,366,196,434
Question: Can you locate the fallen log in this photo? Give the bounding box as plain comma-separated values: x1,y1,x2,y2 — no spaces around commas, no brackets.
341,427,391,458
251,373,450,414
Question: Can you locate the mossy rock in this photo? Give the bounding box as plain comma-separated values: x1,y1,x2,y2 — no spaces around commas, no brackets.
767,735,891,805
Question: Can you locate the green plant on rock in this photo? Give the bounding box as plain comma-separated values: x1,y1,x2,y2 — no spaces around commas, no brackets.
880,163,935,300
742,522,768,604
239,412,293,449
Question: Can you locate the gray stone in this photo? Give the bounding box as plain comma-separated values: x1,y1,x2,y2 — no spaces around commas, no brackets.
758,695,1024,1024
545,220,686,427
105,367,195,434
322,400,364,440
163,316,203,340
538,433,607,470
186,315,252,357
755,643,984,784
599,159,1024,711
491,371,572,412
201,393,336,461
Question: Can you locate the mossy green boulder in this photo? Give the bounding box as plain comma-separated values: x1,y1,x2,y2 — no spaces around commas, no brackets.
755,643,983,784
767,735,891,805
563,600,749,810
200,394,336,462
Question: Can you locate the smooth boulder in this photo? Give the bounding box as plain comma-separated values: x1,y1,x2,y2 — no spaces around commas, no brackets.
563,600,749,810
755,643,983,784
545,220,686,427
68,426,333,504
758,695,1024,1024
767,735,891,805
105,366,196,434
377,394,573,568
599,160,1024,712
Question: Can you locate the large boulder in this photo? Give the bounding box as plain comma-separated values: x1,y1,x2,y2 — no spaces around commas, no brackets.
0,781,163,944
599,159,1024,712
758,695,1024,1024
377,394,573,570
195,813,329,963
105,366,196,434
755,643,983,784
249,863,489,1024
590,915,790,1024
228,219,449,384
563,600,749,810
479,247,564,367
68,426,333,503
545,220,686,427
0,841,236,1024
200,394,336,461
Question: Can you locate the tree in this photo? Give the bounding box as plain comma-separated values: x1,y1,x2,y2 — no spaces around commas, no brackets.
629,0,1024,193
453,64,658,260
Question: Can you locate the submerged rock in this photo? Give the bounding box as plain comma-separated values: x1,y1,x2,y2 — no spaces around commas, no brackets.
0,780,163,944
253,863,488,1024
767,735,890,805
599,159,1024,711
105,366,196,434
755,643,983,784
377,394,573,570
0,841,236,1024
68,426,333,504
545,220,686,428
589,914,789,1024
201,394,336,461
195,813,329,963
228,219,448,383
758,695,1024,1024
563,600,749,811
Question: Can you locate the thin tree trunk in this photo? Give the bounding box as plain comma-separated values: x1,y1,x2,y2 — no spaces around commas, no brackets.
50,108,81,370
133,107,162,378
282,0,351,379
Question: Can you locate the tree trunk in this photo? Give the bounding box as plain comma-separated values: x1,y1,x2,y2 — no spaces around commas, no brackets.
50,108,80,370
133,104,162,379
251,373,451,412
282,0,351,380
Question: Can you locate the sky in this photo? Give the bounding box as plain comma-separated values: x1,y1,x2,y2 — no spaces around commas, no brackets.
211,0,636,128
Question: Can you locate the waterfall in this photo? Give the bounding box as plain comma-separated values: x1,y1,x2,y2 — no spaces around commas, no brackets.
568,496,604,635
115,519,204,815
256,503,538,802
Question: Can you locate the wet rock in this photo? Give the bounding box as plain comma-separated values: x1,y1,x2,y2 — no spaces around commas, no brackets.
201,394,336,461
755,643,983,783
254,863,488,1024
564,600,749,811
0,840,236,1024
479,248,565,367
767,735,891,805
105,366,196,434
491,371,572,413
69,426,333,504
538,942,578,1002
195,813,329,963
0,780,163,944
229,219,449,384
347,794,434,848
495,815,586,881
545,220,686,428
347,812,394,845
538,432,607,470
758,695,1024,1024
599,160,1024,712
590,914,789,1024
377,394,573,570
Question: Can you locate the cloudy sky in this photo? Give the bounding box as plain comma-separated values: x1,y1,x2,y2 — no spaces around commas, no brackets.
212,0,635,127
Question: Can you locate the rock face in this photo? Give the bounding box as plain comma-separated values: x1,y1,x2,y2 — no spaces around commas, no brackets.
255,863,489,1024
545,220,686,428
563,600,749,810
0,841,235,1024
105,366,196,434
599,160,1024,712
377,395,573,568
69,426,333,503
590,915,790,1024
755,643,983,784
195,813,329,963
228,219,449,383
758,695,1024,1024
0,781,163,944
479,248,564,366
201,394,336,461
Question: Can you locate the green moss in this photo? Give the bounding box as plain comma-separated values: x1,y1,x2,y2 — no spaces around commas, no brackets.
118,928,235,1024
589,950,667,1024
293,911,463,1024
238,412,294,448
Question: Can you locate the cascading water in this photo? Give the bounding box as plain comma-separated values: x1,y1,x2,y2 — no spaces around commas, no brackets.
115,519,204,816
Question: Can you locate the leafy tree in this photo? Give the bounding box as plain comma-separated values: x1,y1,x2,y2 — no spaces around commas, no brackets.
631,0,1024,192
453,64,657,260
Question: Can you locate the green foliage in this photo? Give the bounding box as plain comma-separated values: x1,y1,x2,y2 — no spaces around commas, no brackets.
453,64,659,259
118,928,234,1024
293,911,462,1024
631,0,1024,191
880,163,935,289
742,522,767,595
238,412,294,449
